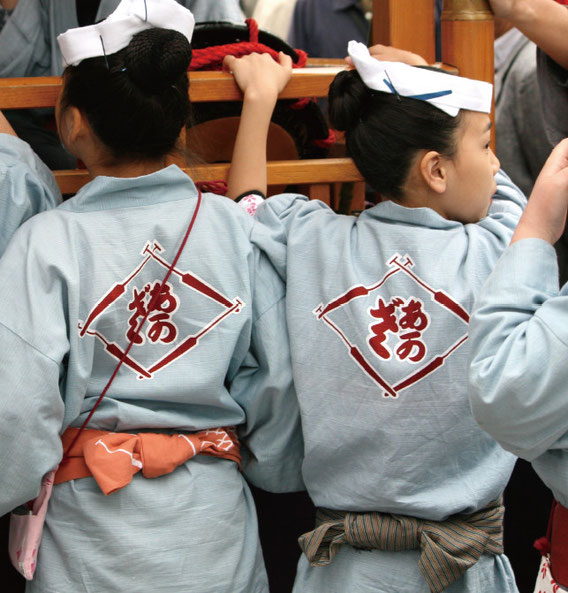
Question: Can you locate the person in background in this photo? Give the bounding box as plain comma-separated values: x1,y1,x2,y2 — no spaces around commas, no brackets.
240,0,258,17
253,0,298,40
489,0,568,277
288,0,443,60
288,0,372,58
493,16,549,199
0,112,60,256
0,2,302,592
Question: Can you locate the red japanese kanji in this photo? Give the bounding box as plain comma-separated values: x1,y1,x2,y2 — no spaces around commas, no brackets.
127,281,179,345
314,253,469,398
368,296,429,363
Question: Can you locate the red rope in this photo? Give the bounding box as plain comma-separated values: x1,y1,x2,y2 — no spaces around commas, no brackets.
62,192,203,460
289,97,312,110
246,18,259,43
189,19,308,71
312,128,337,149
196,180,228,195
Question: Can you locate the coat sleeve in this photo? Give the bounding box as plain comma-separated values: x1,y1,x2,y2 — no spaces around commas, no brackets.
0,324,65,516
0,220,68,517
537,48,568,147
229,241,304,493
0,0,51,77
251,192,328,281
0,134,61,256
468,238,568,462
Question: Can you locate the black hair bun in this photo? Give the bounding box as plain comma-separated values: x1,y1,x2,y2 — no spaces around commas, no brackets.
125,28,192,93
328,69,370,132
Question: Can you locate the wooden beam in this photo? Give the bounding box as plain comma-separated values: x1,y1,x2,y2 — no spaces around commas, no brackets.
0,67,345,110
54,158,364,195
372,0,436,64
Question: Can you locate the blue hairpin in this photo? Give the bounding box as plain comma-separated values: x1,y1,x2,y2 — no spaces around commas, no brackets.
384,71,401,102
99,35,109,70
383,75,453,102
143,0,148,22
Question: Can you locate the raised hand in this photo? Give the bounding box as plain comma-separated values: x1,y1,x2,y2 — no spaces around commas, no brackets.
345,44,428,68
223,51,292,103
513,139,568,245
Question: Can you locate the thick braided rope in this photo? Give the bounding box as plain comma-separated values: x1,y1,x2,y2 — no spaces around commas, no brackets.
189,19,308,71
298,500,504,593
195,180,228,195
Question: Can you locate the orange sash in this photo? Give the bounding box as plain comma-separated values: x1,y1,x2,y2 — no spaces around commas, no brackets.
56,427,241,495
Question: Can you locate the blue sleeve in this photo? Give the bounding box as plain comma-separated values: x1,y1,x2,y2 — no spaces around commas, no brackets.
461,170,526,271
230,243,304,492
0,134,62,256
0,219,68,516
0,0,51,77
0,323,65,516
251,192,328,281
469,239,568,461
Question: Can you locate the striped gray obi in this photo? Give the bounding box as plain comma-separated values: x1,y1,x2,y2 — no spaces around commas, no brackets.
298,499,504,593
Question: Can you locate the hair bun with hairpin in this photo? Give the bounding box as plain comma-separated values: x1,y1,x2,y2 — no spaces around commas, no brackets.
125,28,191,94
328,69,370,132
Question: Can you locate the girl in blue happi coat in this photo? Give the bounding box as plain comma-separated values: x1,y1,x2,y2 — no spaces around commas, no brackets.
0,1,302,592
225,42,526,593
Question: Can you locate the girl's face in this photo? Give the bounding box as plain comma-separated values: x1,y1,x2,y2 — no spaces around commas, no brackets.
439,110,500,224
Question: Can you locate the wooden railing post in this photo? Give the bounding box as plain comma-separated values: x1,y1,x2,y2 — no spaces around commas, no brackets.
372,0,436,64
441,0,494,83
441,1,495,147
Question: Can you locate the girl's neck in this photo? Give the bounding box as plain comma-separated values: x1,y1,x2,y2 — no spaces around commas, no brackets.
85,158,167,179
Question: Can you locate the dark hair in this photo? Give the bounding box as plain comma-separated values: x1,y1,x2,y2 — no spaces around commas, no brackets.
328,67,462,200
60,28,192,161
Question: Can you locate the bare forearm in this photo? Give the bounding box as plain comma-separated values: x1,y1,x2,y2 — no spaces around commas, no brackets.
502,0,568,69
227,92,276,199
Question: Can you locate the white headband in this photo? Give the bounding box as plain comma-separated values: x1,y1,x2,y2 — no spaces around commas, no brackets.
347,40,493,117
58,0,195,67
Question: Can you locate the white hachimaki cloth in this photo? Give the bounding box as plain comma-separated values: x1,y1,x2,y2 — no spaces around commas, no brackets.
58,0,195,67
348,40,493,117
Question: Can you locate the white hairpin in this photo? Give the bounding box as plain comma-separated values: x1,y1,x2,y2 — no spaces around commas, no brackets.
58,0,195,68
347,40,493,117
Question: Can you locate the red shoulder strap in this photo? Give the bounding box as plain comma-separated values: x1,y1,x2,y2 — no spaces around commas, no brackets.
63,190,203,459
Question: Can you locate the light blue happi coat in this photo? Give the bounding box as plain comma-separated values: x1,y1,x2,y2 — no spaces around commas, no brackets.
469,238,568,509
0,0,245,77
0,137,303,593
0,135,60,255
251,171,525,593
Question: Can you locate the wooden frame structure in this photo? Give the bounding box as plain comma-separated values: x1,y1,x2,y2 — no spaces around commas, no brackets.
0,1,495,209
0,67,366,211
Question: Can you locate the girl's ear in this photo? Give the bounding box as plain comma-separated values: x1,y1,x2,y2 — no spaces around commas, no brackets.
419,150,448,194
59,106,88,150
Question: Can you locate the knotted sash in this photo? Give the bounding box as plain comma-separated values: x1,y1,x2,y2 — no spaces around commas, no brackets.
56,427,240,495
298,499,504,593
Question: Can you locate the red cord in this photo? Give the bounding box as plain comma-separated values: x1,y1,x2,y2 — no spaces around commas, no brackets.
312,129,336,149
196,180,228,195
189,19,308,71
62,191,203,459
